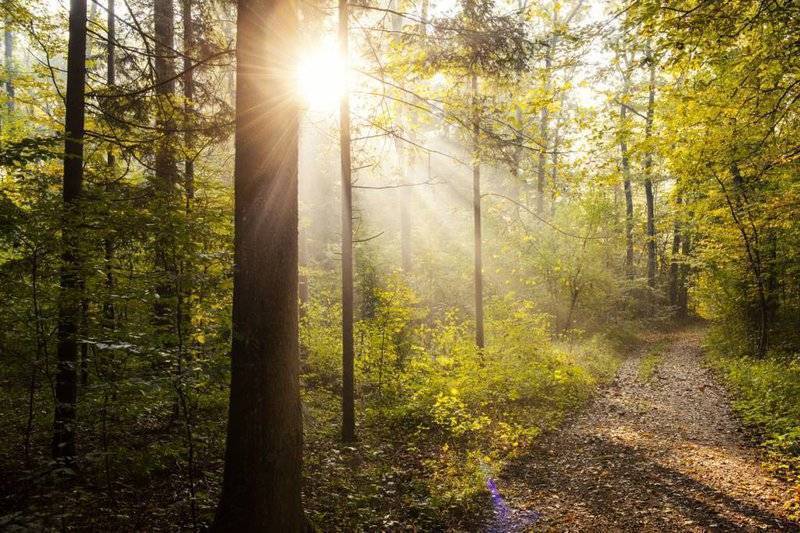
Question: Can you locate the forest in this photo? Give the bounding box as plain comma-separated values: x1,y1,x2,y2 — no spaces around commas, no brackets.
0,0,799,530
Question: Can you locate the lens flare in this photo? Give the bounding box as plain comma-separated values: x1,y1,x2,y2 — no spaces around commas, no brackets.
296,47,347,111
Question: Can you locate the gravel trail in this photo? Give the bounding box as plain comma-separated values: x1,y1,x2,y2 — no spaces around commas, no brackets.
490,328,799,532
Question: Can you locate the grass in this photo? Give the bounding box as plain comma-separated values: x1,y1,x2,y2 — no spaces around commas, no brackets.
705,329,800,520
638,343,666,382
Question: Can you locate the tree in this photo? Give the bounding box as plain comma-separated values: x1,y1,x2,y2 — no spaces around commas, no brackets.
52,0,87,463
643,42,657,288
211,0,304,527
339,0,356,443
471,71,484,349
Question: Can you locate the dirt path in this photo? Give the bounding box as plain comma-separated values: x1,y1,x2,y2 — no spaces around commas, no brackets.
491,328,799,532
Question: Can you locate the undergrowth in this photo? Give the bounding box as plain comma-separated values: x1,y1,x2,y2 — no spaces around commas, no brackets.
705,327,800,520
300,271,622,528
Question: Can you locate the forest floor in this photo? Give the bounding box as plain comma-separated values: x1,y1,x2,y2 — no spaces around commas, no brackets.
489,327,800,532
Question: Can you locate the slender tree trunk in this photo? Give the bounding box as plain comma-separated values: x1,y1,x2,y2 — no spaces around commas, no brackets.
25,251,42,467
472,71,484,349
550,108,562,215
669,194,682,306
391,5,411,273
644,46,657,288
536,44,552,215
619,100,634,278
182,0,194,209
339,0,355,443
103,0,116,328
53,0,87,463
211,0,303,527
717,168,768,356
677,229,690,319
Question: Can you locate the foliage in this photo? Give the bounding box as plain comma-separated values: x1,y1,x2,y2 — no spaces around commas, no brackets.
706,328,800,520
299,269,620,527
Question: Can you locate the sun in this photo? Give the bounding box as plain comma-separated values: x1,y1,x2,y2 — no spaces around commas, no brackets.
296,47,348,111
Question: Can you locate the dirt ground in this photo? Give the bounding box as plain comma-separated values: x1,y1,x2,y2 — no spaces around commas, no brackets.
489,328,799,532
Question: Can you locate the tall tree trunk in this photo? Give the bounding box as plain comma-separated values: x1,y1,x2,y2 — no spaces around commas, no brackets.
182,0,194,209
53,0,87,463
668,194,682,306
677,229,690,319
536,43,552,215
339,0,355,443
644,45,657,288
103,0,116,328
620,107,634,278
550,106,563,215
391,4,411,273
153,0,179,339
154,0,178,191
211,0,303,527
472,71,484,349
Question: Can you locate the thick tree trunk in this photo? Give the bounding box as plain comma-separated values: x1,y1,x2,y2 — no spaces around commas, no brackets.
53,0,87,463
211,0,303,527
339,0,355,443
472,71,484,349
154,0,178,191
644,47,657,288
153,0,179,340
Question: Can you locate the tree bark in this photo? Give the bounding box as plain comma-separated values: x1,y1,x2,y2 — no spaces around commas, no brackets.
53,0,87,463
182,0,194,209
472,71,484,349
677,229,690,319
618,66,634,279
339,0,356,443
154,0,178,191
211,0,304,527
668,194,682,306
644,45,657,288
536,42,552,215
391,4,412,272
102,0,116,328
153,0,179,342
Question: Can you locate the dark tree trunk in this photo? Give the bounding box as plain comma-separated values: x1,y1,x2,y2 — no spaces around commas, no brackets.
472,71,484,349
211,0,303,527
53,0,87,463
102,0,116,328
677,230,690,319
339,0,355,443
153,0,179,339
154,0,178,191
644,46,657,288
182,0,194,209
